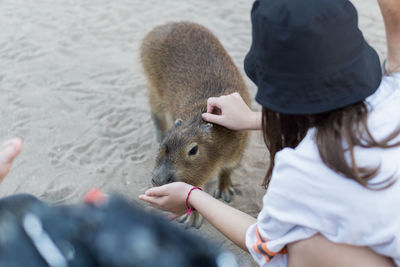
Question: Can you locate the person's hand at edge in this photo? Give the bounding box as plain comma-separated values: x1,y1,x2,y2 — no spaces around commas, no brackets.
201,92,262,131
0,138,23,183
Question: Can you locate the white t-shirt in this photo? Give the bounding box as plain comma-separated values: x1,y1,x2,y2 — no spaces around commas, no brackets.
246,73,400,267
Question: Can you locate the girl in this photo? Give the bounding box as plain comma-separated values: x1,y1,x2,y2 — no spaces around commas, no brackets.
140,0,400,266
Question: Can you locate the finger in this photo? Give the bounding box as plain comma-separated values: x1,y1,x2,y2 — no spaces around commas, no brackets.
0,138,23,181
231,92,241,99
0,138,23,163
202,113,224,125
138,194,164,207
144,184,169,197
206,97,221,113
138,194,157,204
166,213,181,221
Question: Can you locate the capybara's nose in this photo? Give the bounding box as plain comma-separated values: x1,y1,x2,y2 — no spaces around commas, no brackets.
152,168,177,186
158,173,176,185
152,175,175,186
165,175,175,184
151,178,159,186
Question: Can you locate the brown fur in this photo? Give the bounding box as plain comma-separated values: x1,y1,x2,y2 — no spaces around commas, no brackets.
140,22,249,203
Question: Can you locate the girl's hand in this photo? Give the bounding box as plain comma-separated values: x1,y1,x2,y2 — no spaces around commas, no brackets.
201,92,261,131
139,182,192,220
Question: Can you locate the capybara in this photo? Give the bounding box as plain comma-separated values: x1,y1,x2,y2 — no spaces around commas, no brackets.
140,22,249,228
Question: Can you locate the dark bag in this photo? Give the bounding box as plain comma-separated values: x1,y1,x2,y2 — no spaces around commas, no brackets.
0,194,236,267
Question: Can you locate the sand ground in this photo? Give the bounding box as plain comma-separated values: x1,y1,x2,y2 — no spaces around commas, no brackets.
0,0,387,265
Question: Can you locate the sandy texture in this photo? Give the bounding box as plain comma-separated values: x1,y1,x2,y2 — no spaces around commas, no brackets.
0,0,386,266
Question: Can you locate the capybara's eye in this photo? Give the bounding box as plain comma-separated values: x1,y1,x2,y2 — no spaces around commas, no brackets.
188,145,198,156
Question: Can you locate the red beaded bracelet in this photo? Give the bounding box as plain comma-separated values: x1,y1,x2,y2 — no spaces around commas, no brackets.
185,186,202,216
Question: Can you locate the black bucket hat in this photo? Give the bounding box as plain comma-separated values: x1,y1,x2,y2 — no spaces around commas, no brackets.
244,0,382,115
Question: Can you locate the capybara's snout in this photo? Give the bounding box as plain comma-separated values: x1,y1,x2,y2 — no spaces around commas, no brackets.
152,163,178,186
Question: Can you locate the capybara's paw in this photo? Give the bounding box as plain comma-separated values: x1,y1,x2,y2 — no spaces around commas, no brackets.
177,211,203,229
214,186,235,203
155,129,167,143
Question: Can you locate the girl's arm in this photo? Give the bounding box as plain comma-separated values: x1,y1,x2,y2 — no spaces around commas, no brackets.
378,0,400,73
139,182,256,251
187,187,256,251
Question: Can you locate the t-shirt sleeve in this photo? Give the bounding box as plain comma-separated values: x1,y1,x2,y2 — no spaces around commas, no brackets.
246,222,289,267
246,221,317,267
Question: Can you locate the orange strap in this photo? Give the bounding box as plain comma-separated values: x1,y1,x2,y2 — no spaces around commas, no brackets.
84,188,108,206
252,228,287,262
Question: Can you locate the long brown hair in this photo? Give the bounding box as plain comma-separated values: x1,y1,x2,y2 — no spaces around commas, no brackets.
261,101,400,190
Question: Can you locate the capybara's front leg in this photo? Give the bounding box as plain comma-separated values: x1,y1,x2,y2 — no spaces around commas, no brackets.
214,168,234,203
151,113,168,143
149,95,169,142
178,211,203,229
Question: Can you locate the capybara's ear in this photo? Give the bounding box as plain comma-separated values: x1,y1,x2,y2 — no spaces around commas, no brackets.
201,123,213,137
174,119,183,127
